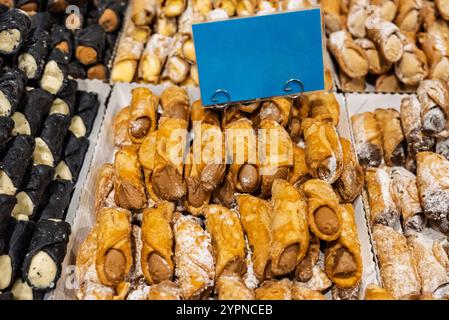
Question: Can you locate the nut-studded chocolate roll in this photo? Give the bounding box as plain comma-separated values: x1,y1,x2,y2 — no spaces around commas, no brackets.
324,203,363,290
0,67,27,117
98,0,126,32
22,219,71,291
11,89,53,137
271,179,309,276
0,220,35,291
302,179,342,241
374,108,406,166
76,24,106,66
365,167,400,228
11,165,54,219
39,179,73,220
18,28,50,80
0,8,30,55
336,137,364,203
0,134,35,196
128,87,158,144
204,204,246,279
32,113,71,167
40,48,69,95
351,112,383,167
49,25,73,58
417,80,449,137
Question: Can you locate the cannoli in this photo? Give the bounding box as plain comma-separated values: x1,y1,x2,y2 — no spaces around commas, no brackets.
212,169,236,208
68,61,86,79
236,0,257,16
419,22,449,81
408,235,449,298
307,92,340,126
336,138,364,203
390,167,425,233
160,85,190,121
288,145,309,187
113,106,138,150
364,284,395,300
163,0,186,17
351,112,383,167
94,163,114,214
324,203,362,289
288,95,308,143
87,63,108,80
294,234,320,282
40,49,69,95
226,118,259,194
213,0,237,16
365,167,400,227
11,88,53,137
339,74,366,92
49,25,73,59
0,134,35,196
375,72,401,92
251,97,292,128
371,0,398,21
271,179,309,276
354,38,392,75
22,219,71,291
174,214,215,300
328,31,370,78
292,283,326,300
57,133,89,182
75,91,100,136
33,113,71,167
161,36,190,84
417,80,449,137
98,0,126,32
76,24,106,66
128,87,158,144
93,208,133,287
193,0,212,16
114,147,147,210
347,0,369,38
0,116,13,147
416,151,449,223
436,136,449,161
11,165,54,219
322,0,344,34
258,120,294,197
374,108,406,166
56,79,78,117
39,179,73,221
148,280,181,300
46,0,68,14
0,220,35,291
18,28,49,80
236,195,271,281
0,9,30,55
395,42,429,86
255,279,292,300
138,34,174,84
190,100,220,127
435,0,449,20
302,118,343,184
216,275,254,300
141,202,174,284
132,0,159,26
302,179,342,241
395,0,422,35
372,224,421,299
0,67,27,117
365,9,404,63
0,195,15,251
155,13,177,37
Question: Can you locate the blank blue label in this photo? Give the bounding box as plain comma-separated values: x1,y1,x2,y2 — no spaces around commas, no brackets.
192,8,325,106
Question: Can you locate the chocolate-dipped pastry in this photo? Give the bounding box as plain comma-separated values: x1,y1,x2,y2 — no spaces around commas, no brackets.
11,88,53,136
30,12,53,32
33,113,71,167
11,165,54,219
16,0,44,12
0,116,13,146
0,8,30,55
39,179,73,220
56,79,78,117
98,0,126,32
0,220,35,291
0,67,27,117
68,61,86,79
75,91,99,136
18,28,50,80
0,134,35,196
40,48,69,95
49,25,73,59
22,219,71,291
75,24,106,66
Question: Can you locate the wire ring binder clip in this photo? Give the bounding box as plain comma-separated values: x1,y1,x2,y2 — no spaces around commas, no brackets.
284,79,304,99
210,89,231,109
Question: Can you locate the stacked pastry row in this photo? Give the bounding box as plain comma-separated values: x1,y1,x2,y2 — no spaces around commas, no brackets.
76,86,365,300
323,0,449,92
350,79,449,299
0,1,127,81
111,0,331,87
0,79,100,300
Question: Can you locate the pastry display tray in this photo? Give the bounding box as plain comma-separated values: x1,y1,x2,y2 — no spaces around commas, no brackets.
52,85,379,299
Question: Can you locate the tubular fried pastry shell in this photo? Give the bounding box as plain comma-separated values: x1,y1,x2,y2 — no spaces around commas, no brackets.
148,280,181,300
307,92,340,126
39,179,73,220
19,89,53,137
160,86,190,121
288,144,309,187
0,67,27,116
255,279,292,300
75,24,106,66
204,204,246,278
350,112,383,167
0,116,13,145
336,137,364,203
95,207,133,287
364,284,395,300
395,0,422,34
302,179,342,241
113,106,137,150
216,275,254,300
141,202,175,284
94,163,114,215
75,91,100,136
374,108,406,166
354,38,392,75
49,25,73,59
63,133,89,181
128,87,158,144
271,179,309,276
57,79,78,117
0,8,30,55
19,28,50,80
417,80,449,138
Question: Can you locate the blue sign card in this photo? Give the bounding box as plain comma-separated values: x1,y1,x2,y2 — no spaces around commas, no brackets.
192,8,325,106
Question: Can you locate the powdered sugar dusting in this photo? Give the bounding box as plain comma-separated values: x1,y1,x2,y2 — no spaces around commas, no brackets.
243,236,259,290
